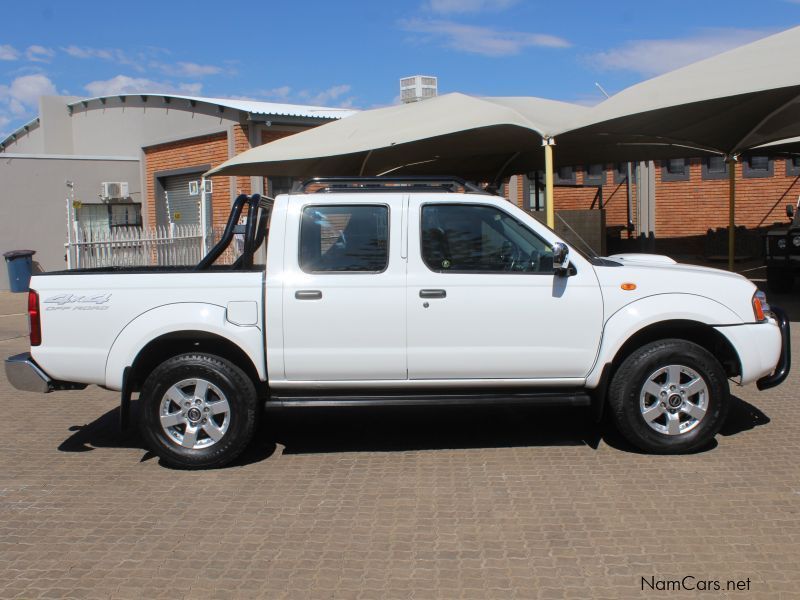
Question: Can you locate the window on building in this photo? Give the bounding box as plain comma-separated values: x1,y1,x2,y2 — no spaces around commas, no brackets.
661,158,690,182
299,205,388,273
702,156,729,180
554,166,576,185
583,164,606,186
420,204,553,273
613,163,636,184
786,157,800,177
743,155,773,178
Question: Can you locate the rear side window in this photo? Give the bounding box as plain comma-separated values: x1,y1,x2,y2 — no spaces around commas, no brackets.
299,205,389,273
421,204,554,273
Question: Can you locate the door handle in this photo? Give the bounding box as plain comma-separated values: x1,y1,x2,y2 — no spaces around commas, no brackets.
295,290,322,300
419,289,446,299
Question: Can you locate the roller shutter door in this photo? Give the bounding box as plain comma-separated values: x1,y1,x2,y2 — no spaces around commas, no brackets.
159,173,201,226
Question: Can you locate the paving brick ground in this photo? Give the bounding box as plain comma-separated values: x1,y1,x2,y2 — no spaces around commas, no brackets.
1,288,799,599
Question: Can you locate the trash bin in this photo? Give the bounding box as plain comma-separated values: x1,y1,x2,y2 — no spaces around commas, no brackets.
4,250,36,293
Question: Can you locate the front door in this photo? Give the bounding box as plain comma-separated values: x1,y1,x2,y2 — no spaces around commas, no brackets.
406,199,603,381
282,196,406,381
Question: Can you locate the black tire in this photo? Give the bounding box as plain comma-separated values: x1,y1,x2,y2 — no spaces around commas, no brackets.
766,266,794,293
139,353,258,469
608,339,729,454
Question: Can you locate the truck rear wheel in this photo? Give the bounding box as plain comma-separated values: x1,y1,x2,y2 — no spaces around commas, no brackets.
766,266,794,293
608,339,729,454
139,353,257,469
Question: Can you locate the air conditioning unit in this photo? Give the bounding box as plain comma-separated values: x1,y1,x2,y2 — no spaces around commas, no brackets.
101,181,130,199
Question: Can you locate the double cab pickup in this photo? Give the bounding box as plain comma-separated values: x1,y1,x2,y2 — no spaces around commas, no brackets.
5,177,790,468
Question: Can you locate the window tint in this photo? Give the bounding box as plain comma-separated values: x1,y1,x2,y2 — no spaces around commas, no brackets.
300,205,388,273
421,204,554,273
702,156,729,180
661,158,690,182
555,166,576,184
787,157,800,177
743,155,773,178
584,164,606,185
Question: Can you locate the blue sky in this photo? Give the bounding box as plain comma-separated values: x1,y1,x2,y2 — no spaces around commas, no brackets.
2,0,799,138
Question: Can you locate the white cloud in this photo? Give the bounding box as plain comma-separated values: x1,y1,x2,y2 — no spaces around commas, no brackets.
0,73,56,133
25,45,55,63
259,85,292,100
425,0,518,13
84,75,202,97
0,44,19,61
156,61,223,77
589,28,769,76
302,84,353,105
62,45,225,78
0,74,57,115
400,19,570,56
62,45,118,60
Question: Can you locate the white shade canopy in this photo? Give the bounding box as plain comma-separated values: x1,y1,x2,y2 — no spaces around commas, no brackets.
559,26,800,160
206,93,588,180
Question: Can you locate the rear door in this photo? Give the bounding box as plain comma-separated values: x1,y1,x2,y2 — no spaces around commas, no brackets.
281,195,406,381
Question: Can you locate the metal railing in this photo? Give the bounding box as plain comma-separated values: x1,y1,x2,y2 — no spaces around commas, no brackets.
67,224,207,269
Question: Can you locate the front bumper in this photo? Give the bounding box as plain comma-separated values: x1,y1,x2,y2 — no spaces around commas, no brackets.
4,353,86,393
757,306,791,390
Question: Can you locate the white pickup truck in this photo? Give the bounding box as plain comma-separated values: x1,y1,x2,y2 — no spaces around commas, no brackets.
5,177,790,468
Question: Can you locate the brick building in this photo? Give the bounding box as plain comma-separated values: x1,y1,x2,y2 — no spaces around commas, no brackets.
0,94,355,288
507,154,800,258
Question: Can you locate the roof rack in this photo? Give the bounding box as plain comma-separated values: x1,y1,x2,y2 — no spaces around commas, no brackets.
300,176,490,195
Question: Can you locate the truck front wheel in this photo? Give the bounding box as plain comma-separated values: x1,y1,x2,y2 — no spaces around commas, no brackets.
139,353,258,469
608,339,729,454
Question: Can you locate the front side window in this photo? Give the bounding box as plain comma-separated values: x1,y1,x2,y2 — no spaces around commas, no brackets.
421,204,554,273
299,205,388,272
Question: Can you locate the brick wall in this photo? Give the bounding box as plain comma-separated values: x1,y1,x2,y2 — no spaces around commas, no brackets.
232,124,251,198
531,159,800,256
654,158,799,238
144,132,230,230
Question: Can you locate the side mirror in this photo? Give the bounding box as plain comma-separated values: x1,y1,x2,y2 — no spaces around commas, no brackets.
787,204,795,219
553,242,570,274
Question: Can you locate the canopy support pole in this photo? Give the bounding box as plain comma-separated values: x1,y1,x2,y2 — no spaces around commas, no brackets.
543,138,555,228
727,156,737,272
491,152,520,191
359,150,373,176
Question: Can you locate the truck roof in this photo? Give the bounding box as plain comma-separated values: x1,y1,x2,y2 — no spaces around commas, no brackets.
297,176,492,195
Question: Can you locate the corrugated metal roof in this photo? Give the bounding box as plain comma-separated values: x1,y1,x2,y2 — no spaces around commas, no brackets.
1,94,357,150
71,94,358,120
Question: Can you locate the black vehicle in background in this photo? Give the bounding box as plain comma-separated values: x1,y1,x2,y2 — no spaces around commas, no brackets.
765,198,800,293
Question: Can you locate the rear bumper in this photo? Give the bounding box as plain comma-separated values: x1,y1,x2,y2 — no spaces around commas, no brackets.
757,306,791,391
4,353,86,393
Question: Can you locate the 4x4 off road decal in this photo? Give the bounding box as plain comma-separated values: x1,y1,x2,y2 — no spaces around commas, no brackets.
43,293,112,311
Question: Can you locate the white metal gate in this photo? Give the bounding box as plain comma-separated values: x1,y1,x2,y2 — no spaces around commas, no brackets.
67,224,204,268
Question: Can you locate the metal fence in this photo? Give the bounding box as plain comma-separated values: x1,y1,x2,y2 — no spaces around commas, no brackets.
68,224,205,269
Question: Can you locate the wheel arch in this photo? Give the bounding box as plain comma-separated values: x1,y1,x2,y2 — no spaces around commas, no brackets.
587,294,744,389
609,320,741,380
104,302,266,391
127,330,263,393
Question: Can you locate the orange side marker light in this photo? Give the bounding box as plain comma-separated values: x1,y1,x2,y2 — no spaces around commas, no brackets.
621,283,637,291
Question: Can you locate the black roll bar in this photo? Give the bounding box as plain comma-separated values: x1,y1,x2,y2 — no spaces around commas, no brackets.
196,193,271,270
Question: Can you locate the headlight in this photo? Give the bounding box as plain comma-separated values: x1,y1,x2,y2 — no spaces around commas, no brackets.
793,236,800,247
752,291,770,322
777,238,787,249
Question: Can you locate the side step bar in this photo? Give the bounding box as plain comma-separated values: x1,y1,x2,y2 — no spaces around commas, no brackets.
268,390,591,408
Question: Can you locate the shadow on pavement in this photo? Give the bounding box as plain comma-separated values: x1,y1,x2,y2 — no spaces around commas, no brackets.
57,394,770,467
600,394,770,454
